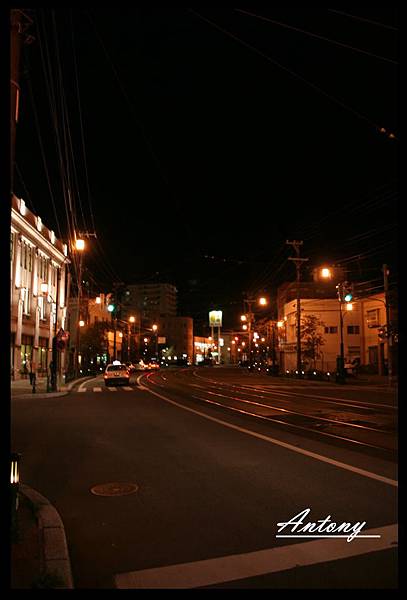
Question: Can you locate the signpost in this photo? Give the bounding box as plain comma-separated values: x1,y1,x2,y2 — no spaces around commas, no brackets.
209,311,222,364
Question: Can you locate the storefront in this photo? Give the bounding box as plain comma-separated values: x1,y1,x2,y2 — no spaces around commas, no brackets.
20,334,34,377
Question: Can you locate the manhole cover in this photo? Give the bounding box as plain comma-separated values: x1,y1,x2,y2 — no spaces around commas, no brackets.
90,483,139,497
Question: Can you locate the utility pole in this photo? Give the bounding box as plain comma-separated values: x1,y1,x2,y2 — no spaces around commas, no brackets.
286,240,309,375
383,264,393,386
10,9,34,193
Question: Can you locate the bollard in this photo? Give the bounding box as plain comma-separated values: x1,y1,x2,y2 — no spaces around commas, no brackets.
11,453,21,539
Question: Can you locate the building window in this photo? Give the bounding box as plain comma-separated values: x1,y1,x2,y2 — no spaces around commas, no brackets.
366,309,380,328
28,246,33,272
22,287,30,315
38,296,45,320
324,326,338,334
347,325,360,334
10,232,14,261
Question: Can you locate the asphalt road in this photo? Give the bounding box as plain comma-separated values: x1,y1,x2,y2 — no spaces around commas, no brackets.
11,367,398,589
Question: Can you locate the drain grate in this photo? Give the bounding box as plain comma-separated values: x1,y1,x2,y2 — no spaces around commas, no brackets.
90,482,139,497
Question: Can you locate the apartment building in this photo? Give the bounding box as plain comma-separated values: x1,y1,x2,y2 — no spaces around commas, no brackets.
11,195,69,380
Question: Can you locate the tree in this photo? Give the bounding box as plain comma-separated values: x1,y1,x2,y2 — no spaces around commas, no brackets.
79,322,109,370
300,315,326,369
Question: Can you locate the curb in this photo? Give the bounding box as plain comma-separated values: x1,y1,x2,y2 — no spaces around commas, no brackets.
19,484,74,589
11,376,95,400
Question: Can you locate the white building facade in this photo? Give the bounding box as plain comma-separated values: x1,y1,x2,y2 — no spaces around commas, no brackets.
11,195,69,381
278,292,391,374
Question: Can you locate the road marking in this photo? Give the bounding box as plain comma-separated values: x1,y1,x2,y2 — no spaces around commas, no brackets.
115,523,397,589
138,381,397,488
123,386,133,391
78,388,86,393
93,387,102,392
109,387,117,392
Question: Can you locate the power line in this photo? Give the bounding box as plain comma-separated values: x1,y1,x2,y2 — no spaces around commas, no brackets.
235,9,397,65
327,9,398,32
187,9,397,140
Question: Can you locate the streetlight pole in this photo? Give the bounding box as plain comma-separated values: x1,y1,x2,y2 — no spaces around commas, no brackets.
287,240,309,375
152,324,158,360
74,238,85,377
383,264,393,385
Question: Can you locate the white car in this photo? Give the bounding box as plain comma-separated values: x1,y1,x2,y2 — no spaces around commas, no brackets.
104,363,130,386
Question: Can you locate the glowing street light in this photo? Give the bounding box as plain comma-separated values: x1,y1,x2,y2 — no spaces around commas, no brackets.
129,316,135,323
75,238,85,251
259,297,267,306
95,296,101,304
240,315,247,322
320,267,332,279
79,320,85,327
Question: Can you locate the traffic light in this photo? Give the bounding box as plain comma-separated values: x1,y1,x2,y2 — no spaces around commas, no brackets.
338,281,354,303
107,292,116,314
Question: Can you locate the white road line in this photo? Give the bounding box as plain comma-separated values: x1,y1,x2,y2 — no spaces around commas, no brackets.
123,386,133,391
78,388,86,393
109,387,117,392
115,523,397,589
138,383,398,488
93,387,102,392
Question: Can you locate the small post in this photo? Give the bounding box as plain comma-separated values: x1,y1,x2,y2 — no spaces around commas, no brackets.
11,453,21,538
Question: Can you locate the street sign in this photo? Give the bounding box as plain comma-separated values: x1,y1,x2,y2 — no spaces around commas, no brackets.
209,310,222,327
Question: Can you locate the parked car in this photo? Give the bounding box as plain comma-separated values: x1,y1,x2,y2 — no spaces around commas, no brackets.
104,363,130,386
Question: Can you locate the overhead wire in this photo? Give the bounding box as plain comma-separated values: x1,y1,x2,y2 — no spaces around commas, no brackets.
235,9,397,65
70,9,97,235
23,53,63,239
327,9,398,32
187,9,397,139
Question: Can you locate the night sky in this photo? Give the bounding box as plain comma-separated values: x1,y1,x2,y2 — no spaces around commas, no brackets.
13,8,398,330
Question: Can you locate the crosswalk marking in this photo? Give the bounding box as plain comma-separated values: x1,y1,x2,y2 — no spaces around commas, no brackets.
76,386,137,393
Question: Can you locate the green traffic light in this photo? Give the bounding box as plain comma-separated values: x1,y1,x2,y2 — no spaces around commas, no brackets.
107,304,115,312
344,293,353,302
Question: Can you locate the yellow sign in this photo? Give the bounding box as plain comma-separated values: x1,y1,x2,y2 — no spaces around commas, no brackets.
209,310,222,327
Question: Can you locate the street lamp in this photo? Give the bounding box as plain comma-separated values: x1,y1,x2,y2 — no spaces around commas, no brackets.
74,238,85,377
242,296,269,368
41,283,59,391
128,316,135,362
152,324,158,359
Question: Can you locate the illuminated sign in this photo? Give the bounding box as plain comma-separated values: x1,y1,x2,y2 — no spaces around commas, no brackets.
209,310,222,327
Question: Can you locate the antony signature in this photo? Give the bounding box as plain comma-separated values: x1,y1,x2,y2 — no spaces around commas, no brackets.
276,508,379,542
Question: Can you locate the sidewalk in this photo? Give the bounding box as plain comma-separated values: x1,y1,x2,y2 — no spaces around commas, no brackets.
11,375,95,399
11,485,74,589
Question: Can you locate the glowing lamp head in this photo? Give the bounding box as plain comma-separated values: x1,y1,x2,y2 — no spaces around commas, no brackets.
76,238,85,251
79,320,85,327
259,297,267,306
240,315,247,322
129,316,135,323
242,324,248,331
321,267,332,279
95,296,101,304
152,324,158,332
